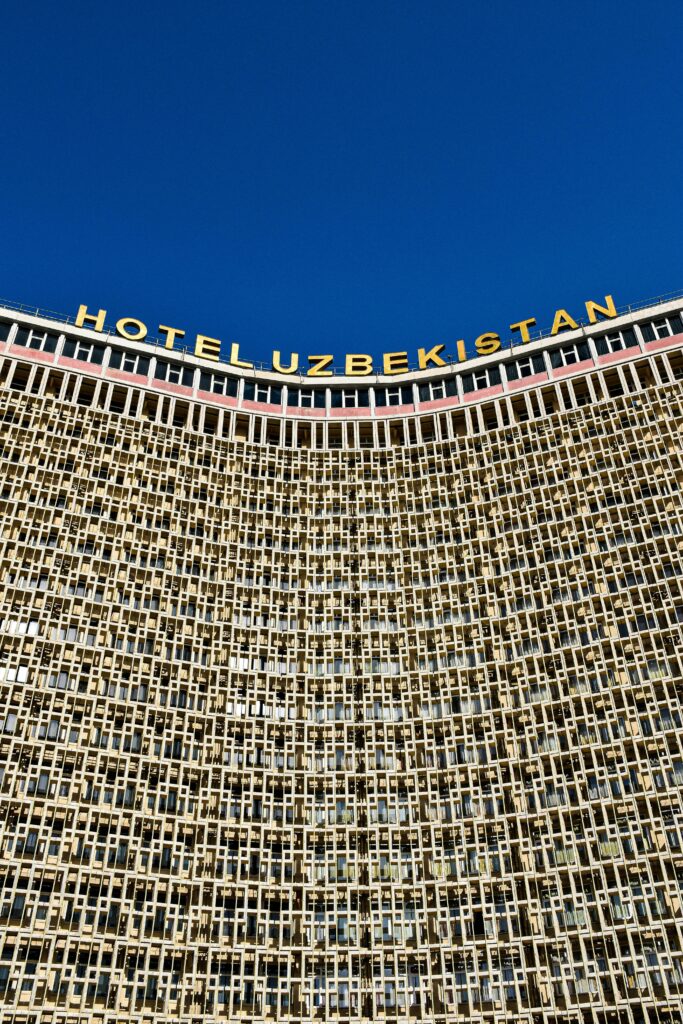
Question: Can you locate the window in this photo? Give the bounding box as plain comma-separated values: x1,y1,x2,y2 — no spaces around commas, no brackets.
461,367,501,393
418,377,458,401
287,387,326,408
62,338,105,364
243,382,282,404
375,386,413,407
2,713,16,733
504,353,546,381
154,359,194,387
108,349,150,375
594,327,638,355
549,341,591,368
49,671,71,690
199,371,238,397
13,327,60,353
639,312,683,341
0,322,12,343
330,389,370,408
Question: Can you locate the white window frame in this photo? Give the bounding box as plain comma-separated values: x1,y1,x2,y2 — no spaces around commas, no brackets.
552,341,590,367
601,331,626,353
653,317,675,339
64,338,103,362
14,327,59,353
472,370,491,390
514,356,538,377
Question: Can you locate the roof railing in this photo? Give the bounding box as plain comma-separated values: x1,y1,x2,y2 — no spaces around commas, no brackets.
0,287,681,377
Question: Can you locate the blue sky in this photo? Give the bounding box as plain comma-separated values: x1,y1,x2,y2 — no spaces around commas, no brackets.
1,0,681,364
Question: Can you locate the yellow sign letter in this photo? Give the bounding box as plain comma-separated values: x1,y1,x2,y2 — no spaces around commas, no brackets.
75,304,106,332
585,294,617,324
345,354,373,376
475,332,501,356
116,317,147,342
228,341,252,368
196,335,222,361
307,355,334,377
383,351,409,375
158,325,186,350
551,309,579,336
509,318,536,343
418,344,446,370
272,351,299,374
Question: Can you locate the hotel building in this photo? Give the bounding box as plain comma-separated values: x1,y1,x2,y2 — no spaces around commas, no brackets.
0,296,682,1023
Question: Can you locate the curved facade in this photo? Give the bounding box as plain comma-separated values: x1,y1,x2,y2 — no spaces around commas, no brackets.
1,298,683,1022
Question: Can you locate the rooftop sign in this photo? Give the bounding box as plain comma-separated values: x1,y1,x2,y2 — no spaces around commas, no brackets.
75,294,618,377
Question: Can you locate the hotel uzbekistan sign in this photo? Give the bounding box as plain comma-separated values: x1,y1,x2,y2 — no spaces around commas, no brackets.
75,295,619,377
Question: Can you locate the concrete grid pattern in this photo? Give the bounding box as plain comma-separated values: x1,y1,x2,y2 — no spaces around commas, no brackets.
0,301,681,1022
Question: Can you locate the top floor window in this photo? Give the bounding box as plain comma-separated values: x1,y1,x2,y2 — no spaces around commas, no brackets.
108,349,150,375
330,389,370,408
418,377,458,402
375,386,413,407
549,340,591,368
62,337,105,365
0,321,12,342
639,312,683,342
243,382,282,404
461,367,501,393
14,326,60,353
593,327,638,356
288,388,326,408
504,353,545,381
154,359,194,387
199,371,238,397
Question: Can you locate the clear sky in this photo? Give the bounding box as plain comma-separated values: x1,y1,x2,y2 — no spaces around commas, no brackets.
1,0,681,364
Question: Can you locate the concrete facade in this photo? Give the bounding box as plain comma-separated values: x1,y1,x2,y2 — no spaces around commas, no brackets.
0,299,682,1022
